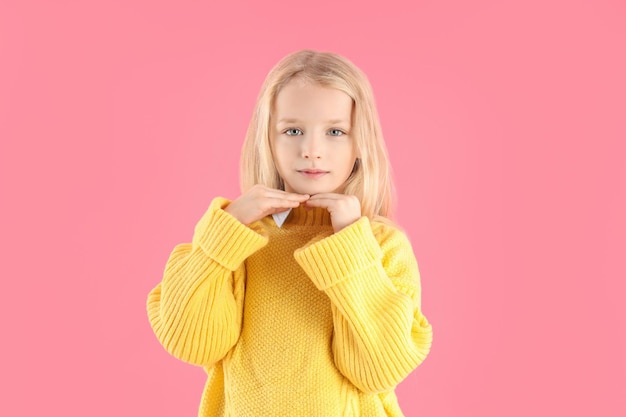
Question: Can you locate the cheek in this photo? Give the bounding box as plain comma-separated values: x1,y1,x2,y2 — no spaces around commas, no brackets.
340,143,357,165
272,143,293,170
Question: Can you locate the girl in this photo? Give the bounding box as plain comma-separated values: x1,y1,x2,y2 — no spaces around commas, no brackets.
147,50,433,416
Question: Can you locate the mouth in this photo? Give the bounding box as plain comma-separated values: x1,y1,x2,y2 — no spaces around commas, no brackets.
298,169,329,174
297,169,329,178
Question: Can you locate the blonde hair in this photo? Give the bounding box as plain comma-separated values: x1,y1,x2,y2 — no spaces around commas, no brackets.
240,49,395,219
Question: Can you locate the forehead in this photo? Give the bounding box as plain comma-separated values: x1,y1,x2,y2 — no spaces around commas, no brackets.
272,80,353,123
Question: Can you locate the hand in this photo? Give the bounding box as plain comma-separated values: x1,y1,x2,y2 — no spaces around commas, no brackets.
305,193,361,233
224,185,309,225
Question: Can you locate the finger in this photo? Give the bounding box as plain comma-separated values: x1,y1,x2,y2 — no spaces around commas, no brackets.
304,197,336,209
263,189,309,201
305,193,345,203
261,197,306,211
280,192,310,201
307,193,341,200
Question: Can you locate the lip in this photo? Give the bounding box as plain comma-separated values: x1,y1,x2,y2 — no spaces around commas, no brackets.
297,169,329,178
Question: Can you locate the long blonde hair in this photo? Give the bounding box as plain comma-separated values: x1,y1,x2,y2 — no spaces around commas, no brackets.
240,49,395,219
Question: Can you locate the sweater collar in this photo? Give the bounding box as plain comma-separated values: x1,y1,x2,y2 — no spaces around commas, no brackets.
271,205,332,227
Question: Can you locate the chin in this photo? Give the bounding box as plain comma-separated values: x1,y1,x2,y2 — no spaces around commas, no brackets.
291,186,330,195
285,180,345,195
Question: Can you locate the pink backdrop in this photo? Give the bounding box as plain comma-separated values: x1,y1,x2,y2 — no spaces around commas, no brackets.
1,0,625,416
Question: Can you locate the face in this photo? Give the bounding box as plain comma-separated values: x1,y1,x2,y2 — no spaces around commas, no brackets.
270,79,357,195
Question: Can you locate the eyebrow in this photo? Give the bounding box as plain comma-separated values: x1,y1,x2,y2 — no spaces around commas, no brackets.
276,118,350,125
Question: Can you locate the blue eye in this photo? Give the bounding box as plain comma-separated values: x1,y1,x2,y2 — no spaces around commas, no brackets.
328,129,345,136
285,128,302,136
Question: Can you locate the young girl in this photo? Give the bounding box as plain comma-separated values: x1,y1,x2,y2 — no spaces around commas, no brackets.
147,50,433,416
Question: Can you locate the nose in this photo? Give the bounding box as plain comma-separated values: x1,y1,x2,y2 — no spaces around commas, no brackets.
301,134,322,159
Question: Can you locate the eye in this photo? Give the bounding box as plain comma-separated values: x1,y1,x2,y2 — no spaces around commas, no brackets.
284,128,303,136
328,129,345,136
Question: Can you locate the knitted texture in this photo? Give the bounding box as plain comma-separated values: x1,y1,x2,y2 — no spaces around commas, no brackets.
147,197,433,416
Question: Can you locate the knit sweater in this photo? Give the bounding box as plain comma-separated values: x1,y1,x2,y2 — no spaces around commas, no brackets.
147,197,433,416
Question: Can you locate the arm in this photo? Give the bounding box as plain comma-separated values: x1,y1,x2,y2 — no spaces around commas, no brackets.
146,197,268,367
294,217,433,393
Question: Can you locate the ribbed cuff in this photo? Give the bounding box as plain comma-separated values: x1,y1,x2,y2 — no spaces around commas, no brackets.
294,217,382,290
193,197,268,271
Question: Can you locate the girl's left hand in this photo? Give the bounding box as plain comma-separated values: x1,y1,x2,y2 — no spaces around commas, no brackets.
305,194,361,233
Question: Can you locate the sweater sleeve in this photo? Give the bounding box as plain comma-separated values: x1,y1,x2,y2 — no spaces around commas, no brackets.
146,197,268,367
293,217,433,393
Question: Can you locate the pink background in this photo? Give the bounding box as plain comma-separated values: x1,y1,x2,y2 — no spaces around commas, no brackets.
1,0,625,416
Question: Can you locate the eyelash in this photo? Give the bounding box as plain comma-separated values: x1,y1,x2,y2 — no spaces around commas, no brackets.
283,128,346,136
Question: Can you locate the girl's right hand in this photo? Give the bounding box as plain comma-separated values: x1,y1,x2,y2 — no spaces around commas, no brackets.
224,185,309,225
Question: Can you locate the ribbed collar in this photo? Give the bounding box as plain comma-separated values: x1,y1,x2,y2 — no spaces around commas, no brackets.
272,205,332,227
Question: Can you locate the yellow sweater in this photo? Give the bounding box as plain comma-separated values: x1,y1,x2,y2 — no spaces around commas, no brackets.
147,198,432,416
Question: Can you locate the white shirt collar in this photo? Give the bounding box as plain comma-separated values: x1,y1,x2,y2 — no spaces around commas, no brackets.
272,209,292,228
